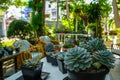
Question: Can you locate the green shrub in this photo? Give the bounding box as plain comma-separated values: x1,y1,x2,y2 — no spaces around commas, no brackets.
7,20,33,39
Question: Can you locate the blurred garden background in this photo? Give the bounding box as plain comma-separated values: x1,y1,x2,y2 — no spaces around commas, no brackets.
0,0,120,80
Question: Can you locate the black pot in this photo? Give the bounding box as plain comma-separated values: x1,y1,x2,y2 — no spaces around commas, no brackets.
15,48,20,53
21,62,43,80
46,55,53,63
0,51,4,58
68,68,109,80
46,55,58,66
51,57,58,66
57,59,67,74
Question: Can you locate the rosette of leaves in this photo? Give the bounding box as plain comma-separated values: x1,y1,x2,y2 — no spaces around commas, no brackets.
23,59,41,68
57,52,66,60
82,38,107,52
93,50,115,69
64,47,92,72
45,42,54,52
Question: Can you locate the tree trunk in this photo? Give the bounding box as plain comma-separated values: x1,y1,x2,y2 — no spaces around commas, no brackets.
112,0,120,28
42,0,45,36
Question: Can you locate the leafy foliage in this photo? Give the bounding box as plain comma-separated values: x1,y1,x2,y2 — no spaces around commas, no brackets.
0,0,28,10
7,20,33,39
28,0,45,37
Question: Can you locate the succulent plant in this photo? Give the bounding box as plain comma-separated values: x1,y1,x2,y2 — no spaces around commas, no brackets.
93,50,115,69
40,36,51,43
81,38,107,52
64,47,92,72
65,39,77,46
57,52,66,60
63,43,73,48
45,42,54,52
13,40,30,52
23,59,42,68
64,38,115,73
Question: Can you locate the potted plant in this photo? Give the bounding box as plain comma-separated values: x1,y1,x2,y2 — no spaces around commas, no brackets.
45,42,58,66
0,48,4,58
63,39,76,51
21,59,43,80
4,46,13,55
64,38,115,80
57,52,67,74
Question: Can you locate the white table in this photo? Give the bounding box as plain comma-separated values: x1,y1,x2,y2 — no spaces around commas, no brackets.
5,57,111,80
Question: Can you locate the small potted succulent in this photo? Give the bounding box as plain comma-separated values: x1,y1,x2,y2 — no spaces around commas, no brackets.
57,52,67,74
63,39,76,51
64,38,115,80
21,59,43,80
45,42,58,66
